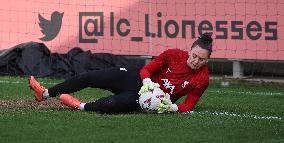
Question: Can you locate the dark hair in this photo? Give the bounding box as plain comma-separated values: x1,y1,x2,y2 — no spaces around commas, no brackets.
191,32,213,57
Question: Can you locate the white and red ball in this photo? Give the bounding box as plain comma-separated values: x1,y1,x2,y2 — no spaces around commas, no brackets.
138,87,166,111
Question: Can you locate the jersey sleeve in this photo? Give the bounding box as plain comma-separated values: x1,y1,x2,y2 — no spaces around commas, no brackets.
140,49,174,80
177,82,209,112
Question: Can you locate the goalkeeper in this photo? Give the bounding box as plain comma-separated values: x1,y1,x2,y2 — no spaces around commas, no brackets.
29,33,213,114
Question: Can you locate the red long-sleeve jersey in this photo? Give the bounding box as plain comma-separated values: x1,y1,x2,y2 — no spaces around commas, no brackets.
140,49,209,112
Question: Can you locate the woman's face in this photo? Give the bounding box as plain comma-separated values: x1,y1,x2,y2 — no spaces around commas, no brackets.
187,46,210,70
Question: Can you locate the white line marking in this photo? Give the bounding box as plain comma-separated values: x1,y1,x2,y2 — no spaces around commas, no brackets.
207,90,284,96
0,80,58,85
188,111,282,120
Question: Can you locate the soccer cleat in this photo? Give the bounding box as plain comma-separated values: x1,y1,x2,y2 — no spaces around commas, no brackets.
59,94,81,109
29,76,46,102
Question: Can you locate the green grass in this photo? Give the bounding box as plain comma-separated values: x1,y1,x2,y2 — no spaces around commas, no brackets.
0,76,284,143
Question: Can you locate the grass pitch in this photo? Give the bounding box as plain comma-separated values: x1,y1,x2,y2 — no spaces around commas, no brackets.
0,76,283,143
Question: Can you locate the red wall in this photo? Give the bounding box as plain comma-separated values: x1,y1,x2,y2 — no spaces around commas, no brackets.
0,0,283,60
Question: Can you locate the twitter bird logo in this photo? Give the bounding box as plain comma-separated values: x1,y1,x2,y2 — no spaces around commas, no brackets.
38,11,64,41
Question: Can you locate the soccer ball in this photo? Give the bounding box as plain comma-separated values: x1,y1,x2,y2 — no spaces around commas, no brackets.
138,87,168,111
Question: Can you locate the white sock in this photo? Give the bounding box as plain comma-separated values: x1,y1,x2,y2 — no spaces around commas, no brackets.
79,103,86,110
43,89,49,98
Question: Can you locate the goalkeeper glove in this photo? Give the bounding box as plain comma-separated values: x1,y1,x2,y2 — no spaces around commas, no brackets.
138,78,160,95
157,103,178,113
157,94,178,113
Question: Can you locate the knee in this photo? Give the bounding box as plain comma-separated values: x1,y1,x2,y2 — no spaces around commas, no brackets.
77,73,93,84
100,98,116,110
85,97,117,114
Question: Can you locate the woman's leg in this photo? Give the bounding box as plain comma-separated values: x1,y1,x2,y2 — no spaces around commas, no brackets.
48,66,142,97
84,91,142,114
